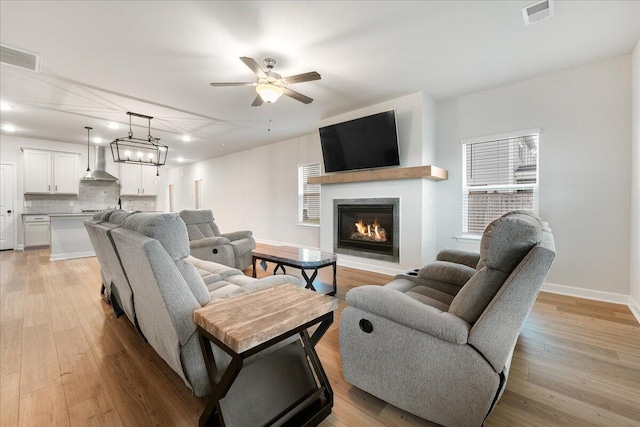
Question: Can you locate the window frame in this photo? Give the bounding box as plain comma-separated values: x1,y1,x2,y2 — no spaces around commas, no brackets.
461,129,540,235
297,162,321,226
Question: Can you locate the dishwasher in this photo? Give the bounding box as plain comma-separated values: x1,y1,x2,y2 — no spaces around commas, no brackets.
23,215,51,249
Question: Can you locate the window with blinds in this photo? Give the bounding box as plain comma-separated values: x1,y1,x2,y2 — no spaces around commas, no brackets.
462,133,539,234
298,163,321,224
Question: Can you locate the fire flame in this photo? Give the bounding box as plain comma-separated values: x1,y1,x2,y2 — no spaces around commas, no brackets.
354,218,385,241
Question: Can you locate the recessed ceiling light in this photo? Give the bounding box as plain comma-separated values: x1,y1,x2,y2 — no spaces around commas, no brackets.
0,102,13,111
2,124,16,132
92,137,103,143
181,135,192,142
107,122,119,129
177,157,184,162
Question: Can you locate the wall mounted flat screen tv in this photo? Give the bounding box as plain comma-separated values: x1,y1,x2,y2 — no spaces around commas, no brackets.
319,110,400,173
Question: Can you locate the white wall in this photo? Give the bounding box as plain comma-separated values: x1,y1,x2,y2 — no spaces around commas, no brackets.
165,133,322,248
319,92,439,275
436,55,632,295
631,39,640,309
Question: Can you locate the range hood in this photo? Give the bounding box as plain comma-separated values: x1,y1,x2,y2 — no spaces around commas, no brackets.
82,146,118,182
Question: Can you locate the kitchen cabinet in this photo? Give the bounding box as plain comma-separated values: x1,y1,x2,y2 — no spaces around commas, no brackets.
22,148,80,194
23,215,50,249
119,163,158,196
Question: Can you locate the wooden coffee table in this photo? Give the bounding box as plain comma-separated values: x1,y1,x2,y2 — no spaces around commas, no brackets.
251,246,338,296
193,284,338,427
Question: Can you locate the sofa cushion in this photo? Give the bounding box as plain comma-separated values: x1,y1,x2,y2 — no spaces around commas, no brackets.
479,211,542,273
449,212,542,324
418,261,475,288
175,259,211,306
109,210,136,225
93,209,117,222
179,210,222,240
122,213,190,261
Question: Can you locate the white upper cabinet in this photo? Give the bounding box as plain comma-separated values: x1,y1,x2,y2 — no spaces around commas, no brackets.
140,166,158,196
23,149,79,195
119,163,158,196
53,152,79,194
24,149,52,193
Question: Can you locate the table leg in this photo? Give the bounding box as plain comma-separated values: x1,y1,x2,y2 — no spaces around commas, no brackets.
198,330,243,427
301,268,319,292
252,256,257,278
331,261,337,296
273,263,286,275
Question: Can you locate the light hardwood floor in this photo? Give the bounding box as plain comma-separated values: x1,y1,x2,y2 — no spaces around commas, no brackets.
1,248,639,426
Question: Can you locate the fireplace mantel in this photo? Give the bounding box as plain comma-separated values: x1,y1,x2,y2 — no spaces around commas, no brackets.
308,165,448,185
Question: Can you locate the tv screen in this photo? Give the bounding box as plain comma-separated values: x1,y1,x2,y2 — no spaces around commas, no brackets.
319,110,400,173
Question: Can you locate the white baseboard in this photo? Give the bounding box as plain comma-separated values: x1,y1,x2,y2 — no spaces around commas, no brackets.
629,295,640,324
50,250,95,261
542,282,639,324
254,238,319,250
16,244,24,251
541,282,630,305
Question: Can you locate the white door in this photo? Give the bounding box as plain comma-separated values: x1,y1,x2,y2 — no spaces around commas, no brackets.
53,152,79,194
0,164,15,250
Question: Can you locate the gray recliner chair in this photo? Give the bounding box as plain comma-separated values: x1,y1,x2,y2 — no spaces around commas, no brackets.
339,211,556,427
179,209,256,270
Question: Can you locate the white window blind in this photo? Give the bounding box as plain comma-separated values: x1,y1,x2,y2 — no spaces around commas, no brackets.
298,164,321,224
462,133,539,234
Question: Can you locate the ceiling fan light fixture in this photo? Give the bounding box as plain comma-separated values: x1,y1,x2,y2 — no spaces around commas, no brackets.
256,83,284,104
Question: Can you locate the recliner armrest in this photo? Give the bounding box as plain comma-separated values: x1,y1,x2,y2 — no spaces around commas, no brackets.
189,236,231,249
221,230,253,241
417,261,476,288
346,286,470,344
436,249,480,269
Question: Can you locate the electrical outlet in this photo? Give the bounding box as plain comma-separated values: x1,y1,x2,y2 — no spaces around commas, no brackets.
69,202,74,206
24,201,32,207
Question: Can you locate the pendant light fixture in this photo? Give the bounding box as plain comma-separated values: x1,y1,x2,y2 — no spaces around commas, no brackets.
83,126,95,180
110,112,168,166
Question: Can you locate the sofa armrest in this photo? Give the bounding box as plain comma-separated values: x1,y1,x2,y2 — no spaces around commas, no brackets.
417,261,476,288
436,249,480,269
221,230,253,241
346,286,470,344
189,236,231,249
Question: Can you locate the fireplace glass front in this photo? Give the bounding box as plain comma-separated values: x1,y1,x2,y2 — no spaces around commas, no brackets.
334,198,399,262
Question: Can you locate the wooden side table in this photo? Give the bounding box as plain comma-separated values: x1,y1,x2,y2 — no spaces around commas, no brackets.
193,284,338,427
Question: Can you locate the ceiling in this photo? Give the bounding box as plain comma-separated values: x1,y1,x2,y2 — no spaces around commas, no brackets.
1,1,638,166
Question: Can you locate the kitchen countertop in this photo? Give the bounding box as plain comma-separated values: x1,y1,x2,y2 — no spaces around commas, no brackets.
48,213,95,217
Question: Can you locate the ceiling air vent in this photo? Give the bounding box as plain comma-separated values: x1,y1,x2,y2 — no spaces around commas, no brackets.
0,44,41,72
522,0,554,26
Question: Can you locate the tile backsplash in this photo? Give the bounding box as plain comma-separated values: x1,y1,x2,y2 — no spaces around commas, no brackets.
23,181,158,213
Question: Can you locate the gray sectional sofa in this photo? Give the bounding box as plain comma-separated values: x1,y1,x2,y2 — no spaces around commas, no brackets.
85,211,299,396
339,211,556,427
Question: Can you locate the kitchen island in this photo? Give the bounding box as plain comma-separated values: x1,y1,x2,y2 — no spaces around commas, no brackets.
49,213,94,261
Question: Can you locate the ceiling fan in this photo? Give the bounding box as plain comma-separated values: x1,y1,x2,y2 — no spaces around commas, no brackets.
210,57,321,106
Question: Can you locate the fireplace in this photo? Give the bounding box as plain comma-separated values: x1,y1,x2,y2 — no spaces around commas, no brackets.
334,198,399,262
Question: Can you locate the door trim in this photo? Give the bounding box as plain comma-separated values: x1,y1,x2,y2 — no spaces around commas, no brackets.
1,162,19,250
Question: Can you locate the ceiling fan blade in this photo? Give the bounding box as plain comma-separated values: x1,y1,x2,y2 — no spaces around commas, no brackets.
209,82,256,87
281,71,321,84
251,94,264,107
283,87,313,104
240,57,267,79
